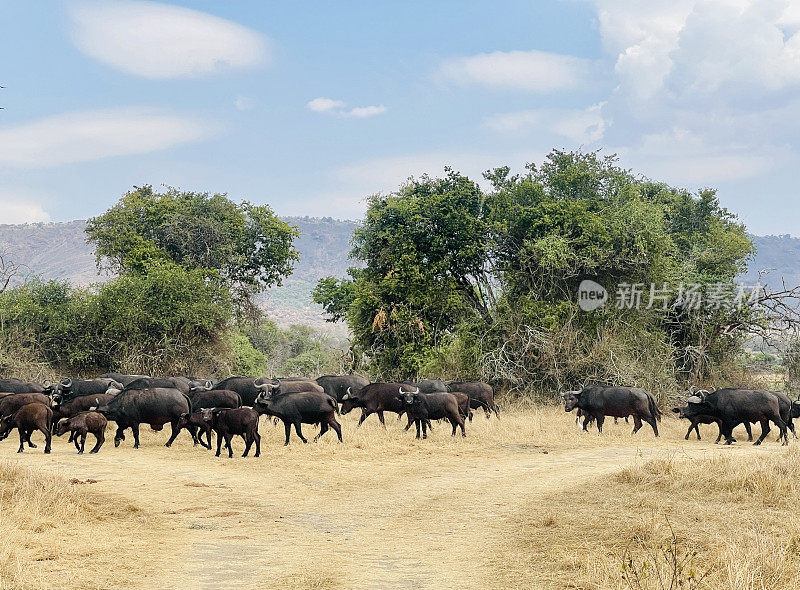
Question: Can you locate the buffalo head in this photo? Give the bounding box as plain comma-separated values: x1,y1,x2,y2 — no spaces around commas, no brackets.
562,390,581,412
340,387,361,414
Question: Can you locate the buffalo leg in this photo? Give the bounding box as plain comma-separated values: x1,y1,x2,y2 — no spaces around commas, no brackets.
131,423,141,448
16,429,26,453
224,433,234,458
90,430,104,453
421,419,428,439
329,417,342,443
451,416,466,437
164,420,181,447
595,415,604,434
377,411,386,428
357,410,369,427
415,419,421,439
314,422,329,442
78,433,87,454
114,426,126,447
215,429,224,456
744,422,753,441
202,425,213,449
25,430,37,448
404,414,415,431
754,419,770,445
73,434,82,451
254,430,261,457
242,433,253,457
294,422,307,443
631,415,643,434
645,415,659,437
282,420,292,445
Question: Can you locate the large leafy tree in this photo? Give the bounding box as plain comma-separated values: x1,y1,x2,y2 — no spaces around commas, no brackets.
86,186,299,310
315,150,755,385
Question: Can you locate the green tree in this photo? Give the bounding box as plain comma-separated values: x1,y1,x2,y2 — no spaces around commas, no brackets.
85,185,299,311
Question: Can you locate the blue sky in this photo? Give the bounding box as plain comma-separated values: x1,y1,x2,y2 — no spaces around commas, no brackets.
1,1,799,235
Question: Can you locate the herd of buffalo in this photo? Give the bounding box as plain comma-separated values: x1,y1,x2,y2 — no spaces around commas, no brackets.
0,374,498,456
0,374,794,457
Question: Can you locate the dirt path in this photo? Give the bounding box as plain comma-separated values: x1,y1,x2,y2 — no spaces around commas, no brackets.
0,410,765,589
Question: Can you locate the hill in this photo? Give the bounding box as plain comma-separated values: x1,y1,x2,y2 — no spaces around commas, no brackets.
1,222,798,330
0,217,357,333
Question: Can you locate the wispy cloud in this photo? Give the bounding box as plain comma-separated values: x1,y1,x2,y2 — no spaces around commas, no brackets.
438,49,593,92
68,0,270,79
307,97,387,118
0,108,214,167
486,104,608,143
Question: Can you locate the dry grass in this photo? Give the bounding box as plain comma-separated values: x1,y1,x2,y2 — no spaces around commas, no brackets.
0,461,174,589
0,406,795,588
502,444,800,589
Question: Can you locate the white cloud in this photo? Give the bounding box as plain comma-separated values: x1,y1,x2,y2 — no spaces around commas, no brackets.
0,195,51,224
347,105,387,118
486,104,608,143
307,98,387,118
68,0,270,79
438,49,592,92
234,96,254,111
0,108,213,167
307,97,346,113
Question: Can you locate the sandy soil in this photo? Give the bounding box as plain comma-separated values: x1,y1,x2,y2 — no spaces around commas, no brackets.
0,407,779,589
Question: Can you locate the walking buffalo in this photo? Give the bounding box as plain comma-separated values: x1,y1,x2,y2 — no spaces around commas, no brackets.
562,385,661,436
316,374,369,402
200,407,261,458
682,388,789,445
254,390,341,445
0,403,52,453
93,388,191,448
341,382,415,426
447,381,498,419
399,390,465,439
56,412,107,454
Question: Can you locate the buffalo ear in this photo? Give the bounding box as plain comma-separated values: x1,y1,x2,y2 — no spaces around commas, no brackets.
671,408,680,413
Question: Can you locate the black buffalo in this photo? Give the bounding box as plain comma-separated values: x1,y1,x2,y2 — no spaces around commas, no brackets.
399,390,465,439
46,377,122,403
682,388,788,445
211,377,269,406
340,382,415,427
562,385,661,436
94,387,191,448
404,379,447,394
447,381,498,419
0,378,44,394
254,390,341,445
316,374,370,402
200,407,261,458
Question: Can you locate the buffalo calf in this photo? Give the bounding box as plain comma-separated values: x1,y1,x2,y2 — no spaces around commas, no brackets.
201,408,261,458
56,412,107,454
399,390,465,439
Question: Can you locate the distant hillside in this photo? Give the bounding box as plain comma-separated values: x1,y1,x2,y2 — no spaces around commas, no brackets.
0,217,357,333
1,223,798,330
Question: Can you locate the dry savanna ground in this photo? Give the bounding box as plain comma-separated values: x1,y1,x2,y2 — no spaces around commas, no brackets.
1,404,799,589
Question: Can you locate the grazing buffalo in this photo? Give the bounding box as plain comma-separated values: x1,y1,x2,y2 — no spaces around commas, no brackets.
682,388,788,445
399,390,465,439
93,388,191,448
46,378,122,403
200,407,261,458
98,373,149,387
340,382,415,427
0,393,51,418
0,378,44,394
447,381,498,419
562,385,661,436
316,374,370,402
0,403,52,453
254,390,342,445
56,412,107,454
